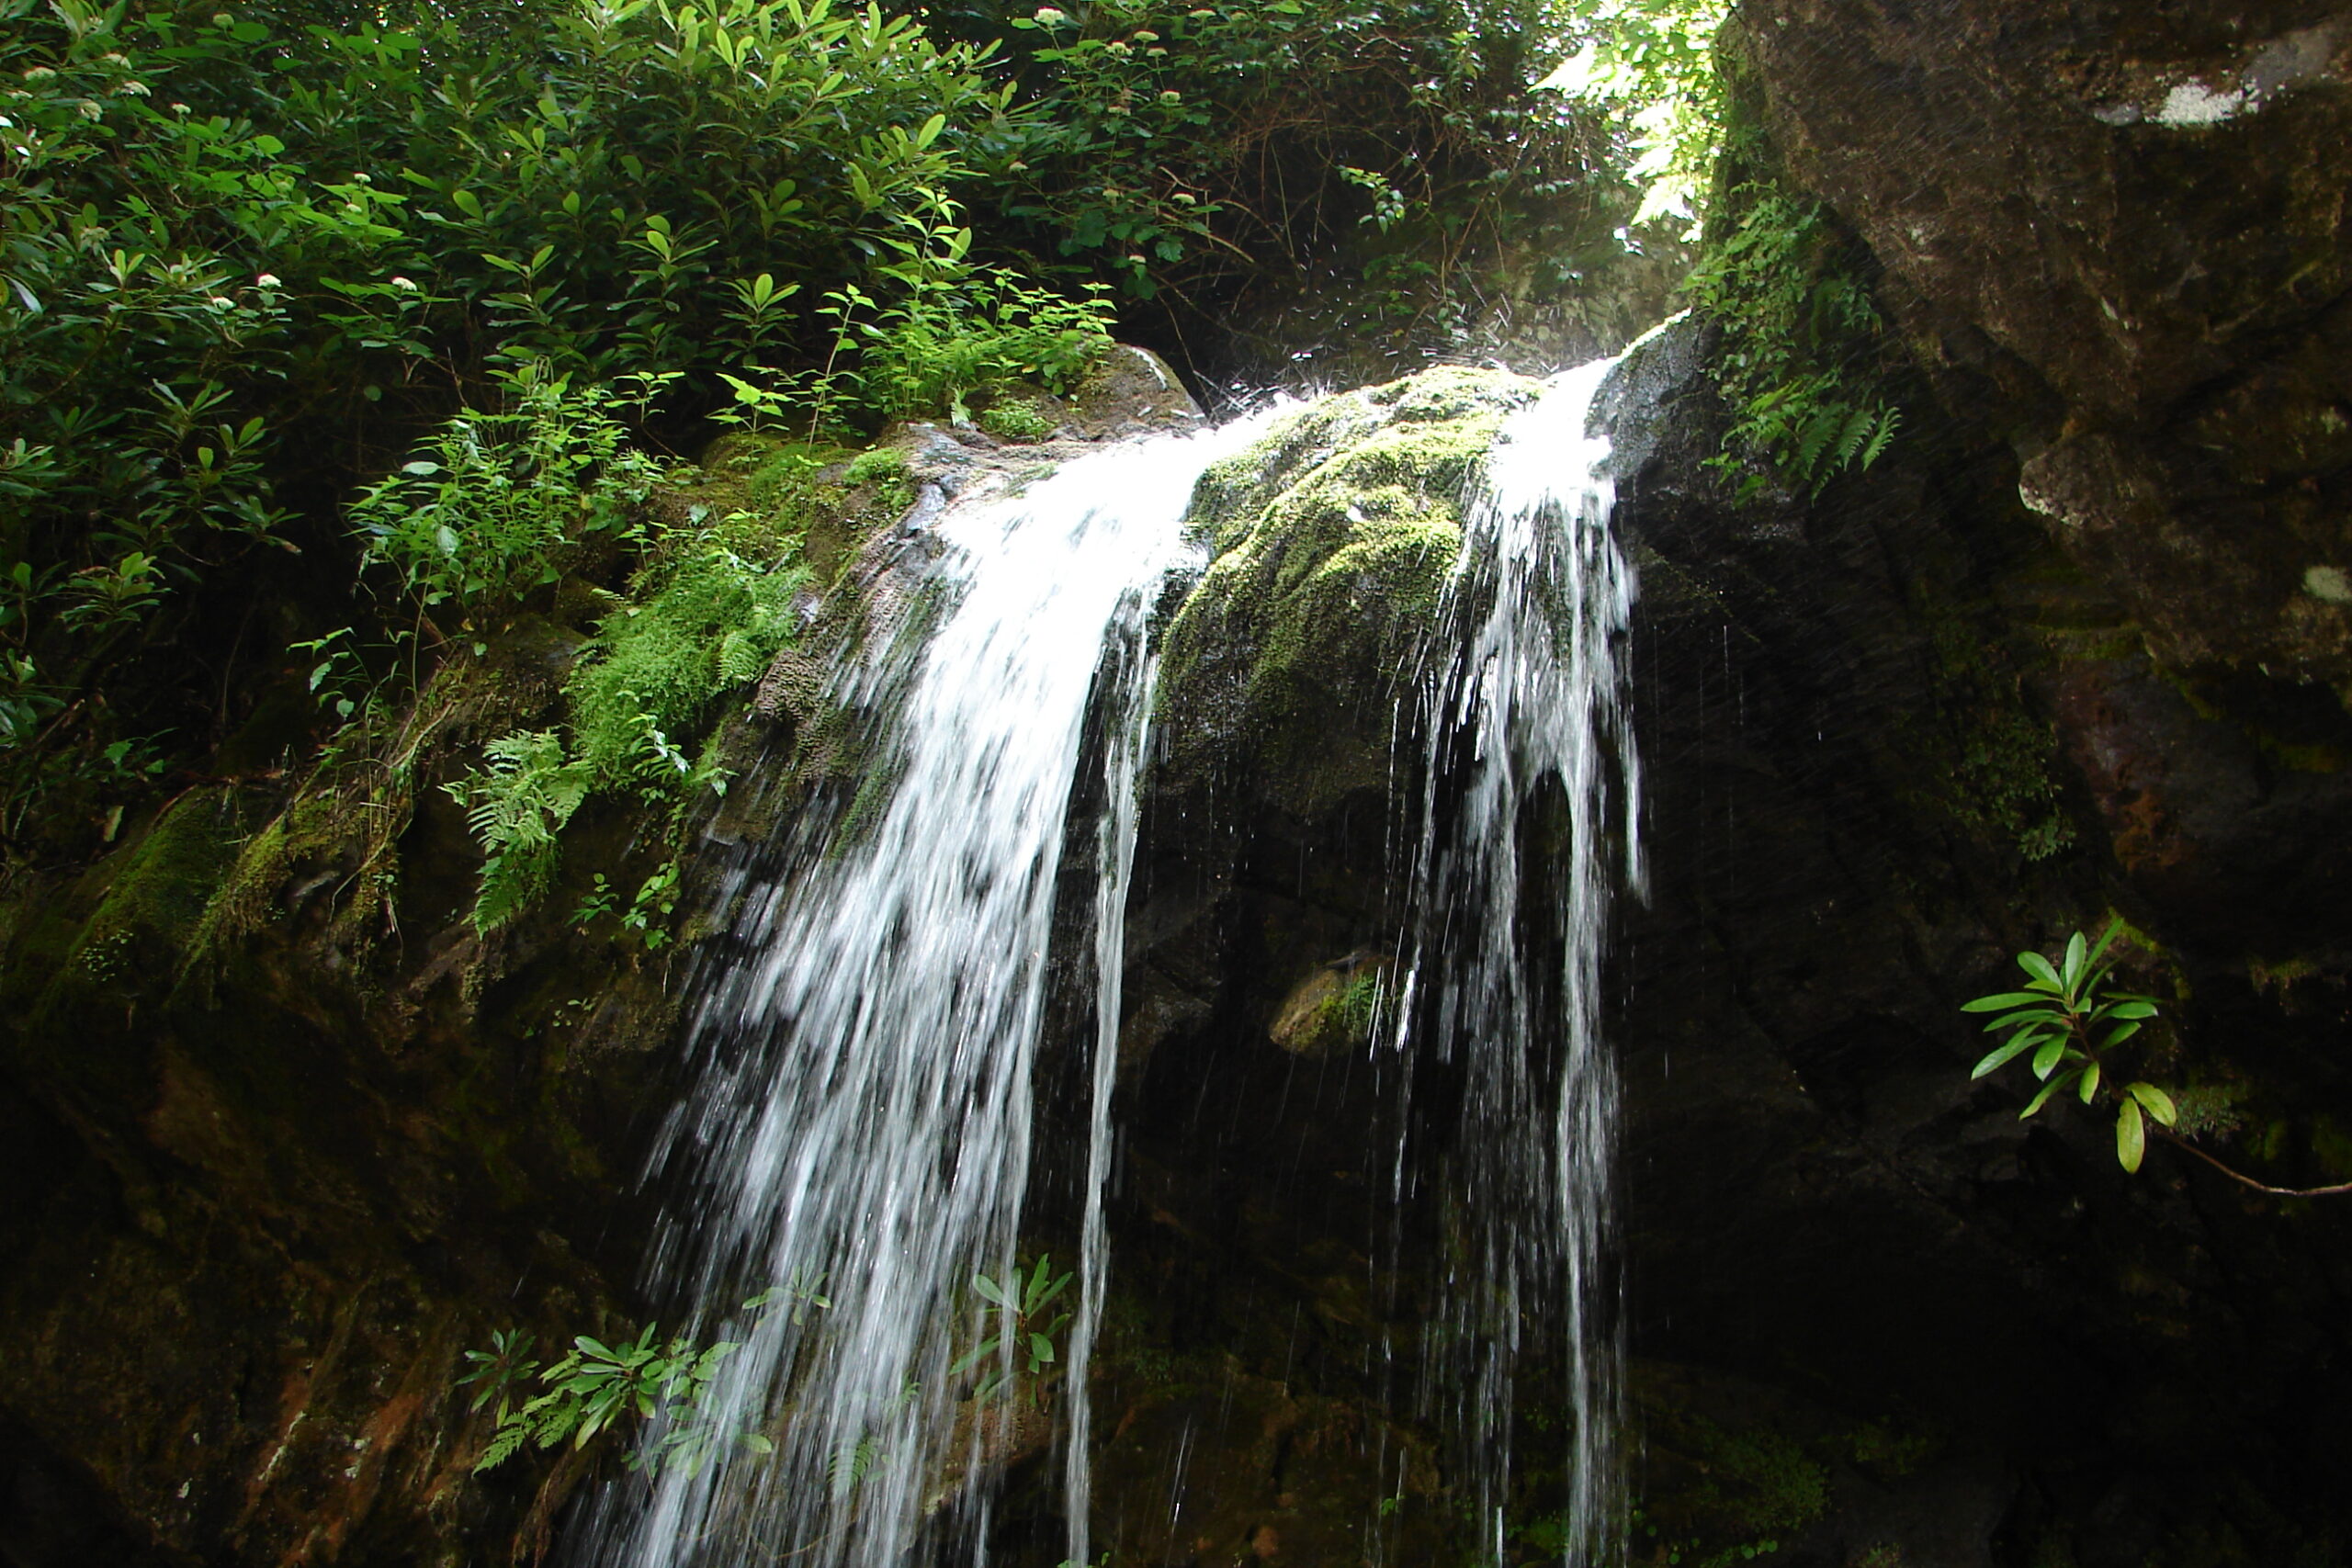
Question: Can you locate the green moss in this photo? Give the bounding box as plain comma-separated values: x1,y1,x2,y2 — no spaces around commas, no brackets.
65,789,251,990
667,437,911,585
569,546,810,784
1901,605,2076,862
16,788,260,1088
1157,366,1540,815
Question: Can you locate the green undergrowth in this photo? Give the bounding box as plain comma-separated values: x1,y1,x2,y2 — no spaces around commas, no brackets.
1684,183,1902,500
445,473,832,936
191,409,911,955
1157,367,1539,814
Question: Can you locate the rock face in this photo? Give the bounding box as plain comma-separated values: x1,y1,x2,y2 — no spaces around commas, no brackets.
1739,1,2352,687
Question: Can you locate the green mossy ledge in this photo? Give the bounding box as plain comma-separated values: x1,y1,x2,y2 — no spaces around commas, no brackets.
1156,365,1541,821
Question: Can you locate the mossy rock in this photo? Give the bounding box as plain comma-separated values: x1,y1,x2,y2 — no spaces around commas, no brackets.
1156,365,1542,819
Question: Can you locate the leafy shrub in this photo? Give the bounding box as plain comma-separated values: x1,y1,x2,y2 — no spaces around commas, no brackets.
978,400,1057,443
467,1324,755,1478
857,269,1114,421
1535,0,1731,231
353,369,667,611
0,0,1019,852
991,0,1655,344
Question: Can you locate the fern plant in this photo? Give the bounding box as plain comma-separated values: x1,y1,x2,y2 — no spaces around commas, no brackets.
1684,187,1901,500
442,730,592,933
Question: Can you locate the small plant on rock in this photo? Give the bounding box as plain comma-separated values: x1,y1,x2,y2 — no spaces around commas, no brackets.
1965,923,2352,1195
469,1324,747,1477
1965,920,2173,1170
951,1254,1073,1404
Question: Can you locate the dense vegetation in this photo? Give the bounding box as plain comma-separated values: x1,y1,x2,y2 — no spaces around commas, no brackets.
4,0,1891,900
0,0,1735,876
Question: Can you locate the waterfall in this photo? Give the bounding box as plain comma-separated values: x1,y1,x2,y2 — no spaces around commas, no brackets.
588,412,1272,1568
1392,355,1642,1566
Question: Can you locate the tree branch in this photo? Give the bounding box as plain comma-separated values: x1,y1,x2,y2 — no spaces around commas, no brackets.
2155,1127,2352,1198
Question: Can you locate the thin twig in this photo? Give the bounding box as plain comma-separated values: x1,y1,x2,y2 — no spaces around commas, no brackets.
2155,1128,2352,1198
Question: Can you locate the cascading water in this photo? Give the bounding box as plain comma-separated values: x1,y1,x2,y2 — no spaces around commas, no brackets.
1391,355,1642,1566
584,412,1272,1568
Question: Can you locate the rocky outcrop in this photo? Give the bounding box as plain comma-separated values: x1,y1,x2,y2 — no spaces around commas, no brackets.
1737,0,2352,773
1095,273,2352,1566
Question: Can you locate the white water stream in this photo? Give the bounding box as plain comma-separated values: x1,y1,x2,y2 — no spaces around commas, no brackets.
583,413,1272,1568
1391,355,1641,1567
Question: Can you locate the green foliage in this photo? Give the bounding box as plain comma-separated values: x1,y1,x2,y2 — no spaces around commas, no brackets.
1963,921,2175,1172
993,0,1653,339
1684,187,1901,500
0,0,1689,858
571,860,681,949
0,0,1020,852
445,531,808,932
856,269,1114,421
469,1322,750,1478
457,1327,542,1421
442,729,591,934
951,1253,1073,1404
354,368,668,610
978,400,1057,443
568,543,807,781
1535,0,1730,230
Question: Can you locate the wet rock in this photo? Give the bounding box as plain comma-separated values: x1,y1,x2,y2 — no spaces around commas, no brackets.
1066,344,1205,438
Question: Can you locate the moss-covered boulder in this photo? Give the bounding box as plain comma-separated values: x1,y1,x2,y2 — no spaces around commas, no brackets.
1155,365,1542,821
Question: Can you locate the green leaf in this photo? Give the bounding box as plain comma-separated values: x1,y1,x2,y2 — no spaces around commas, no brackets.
1972,1034,2042,1078
2061,930,2087,992
1025,1252,1052,1308
971,1272,1011,1309
2126,1082,2177,1127
2118,1096,2146,1172
1982,1008,2062,1032
1923,975,2027,1015
2104,1000,2158,1020
948,1337,1001,1378
2030,1037,2068,1078
2101,1021,2142,1048
1028,1332,1055,1364
2021,1070,2076,1119
2077,1060,2101,1102
2018,952,2063,989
